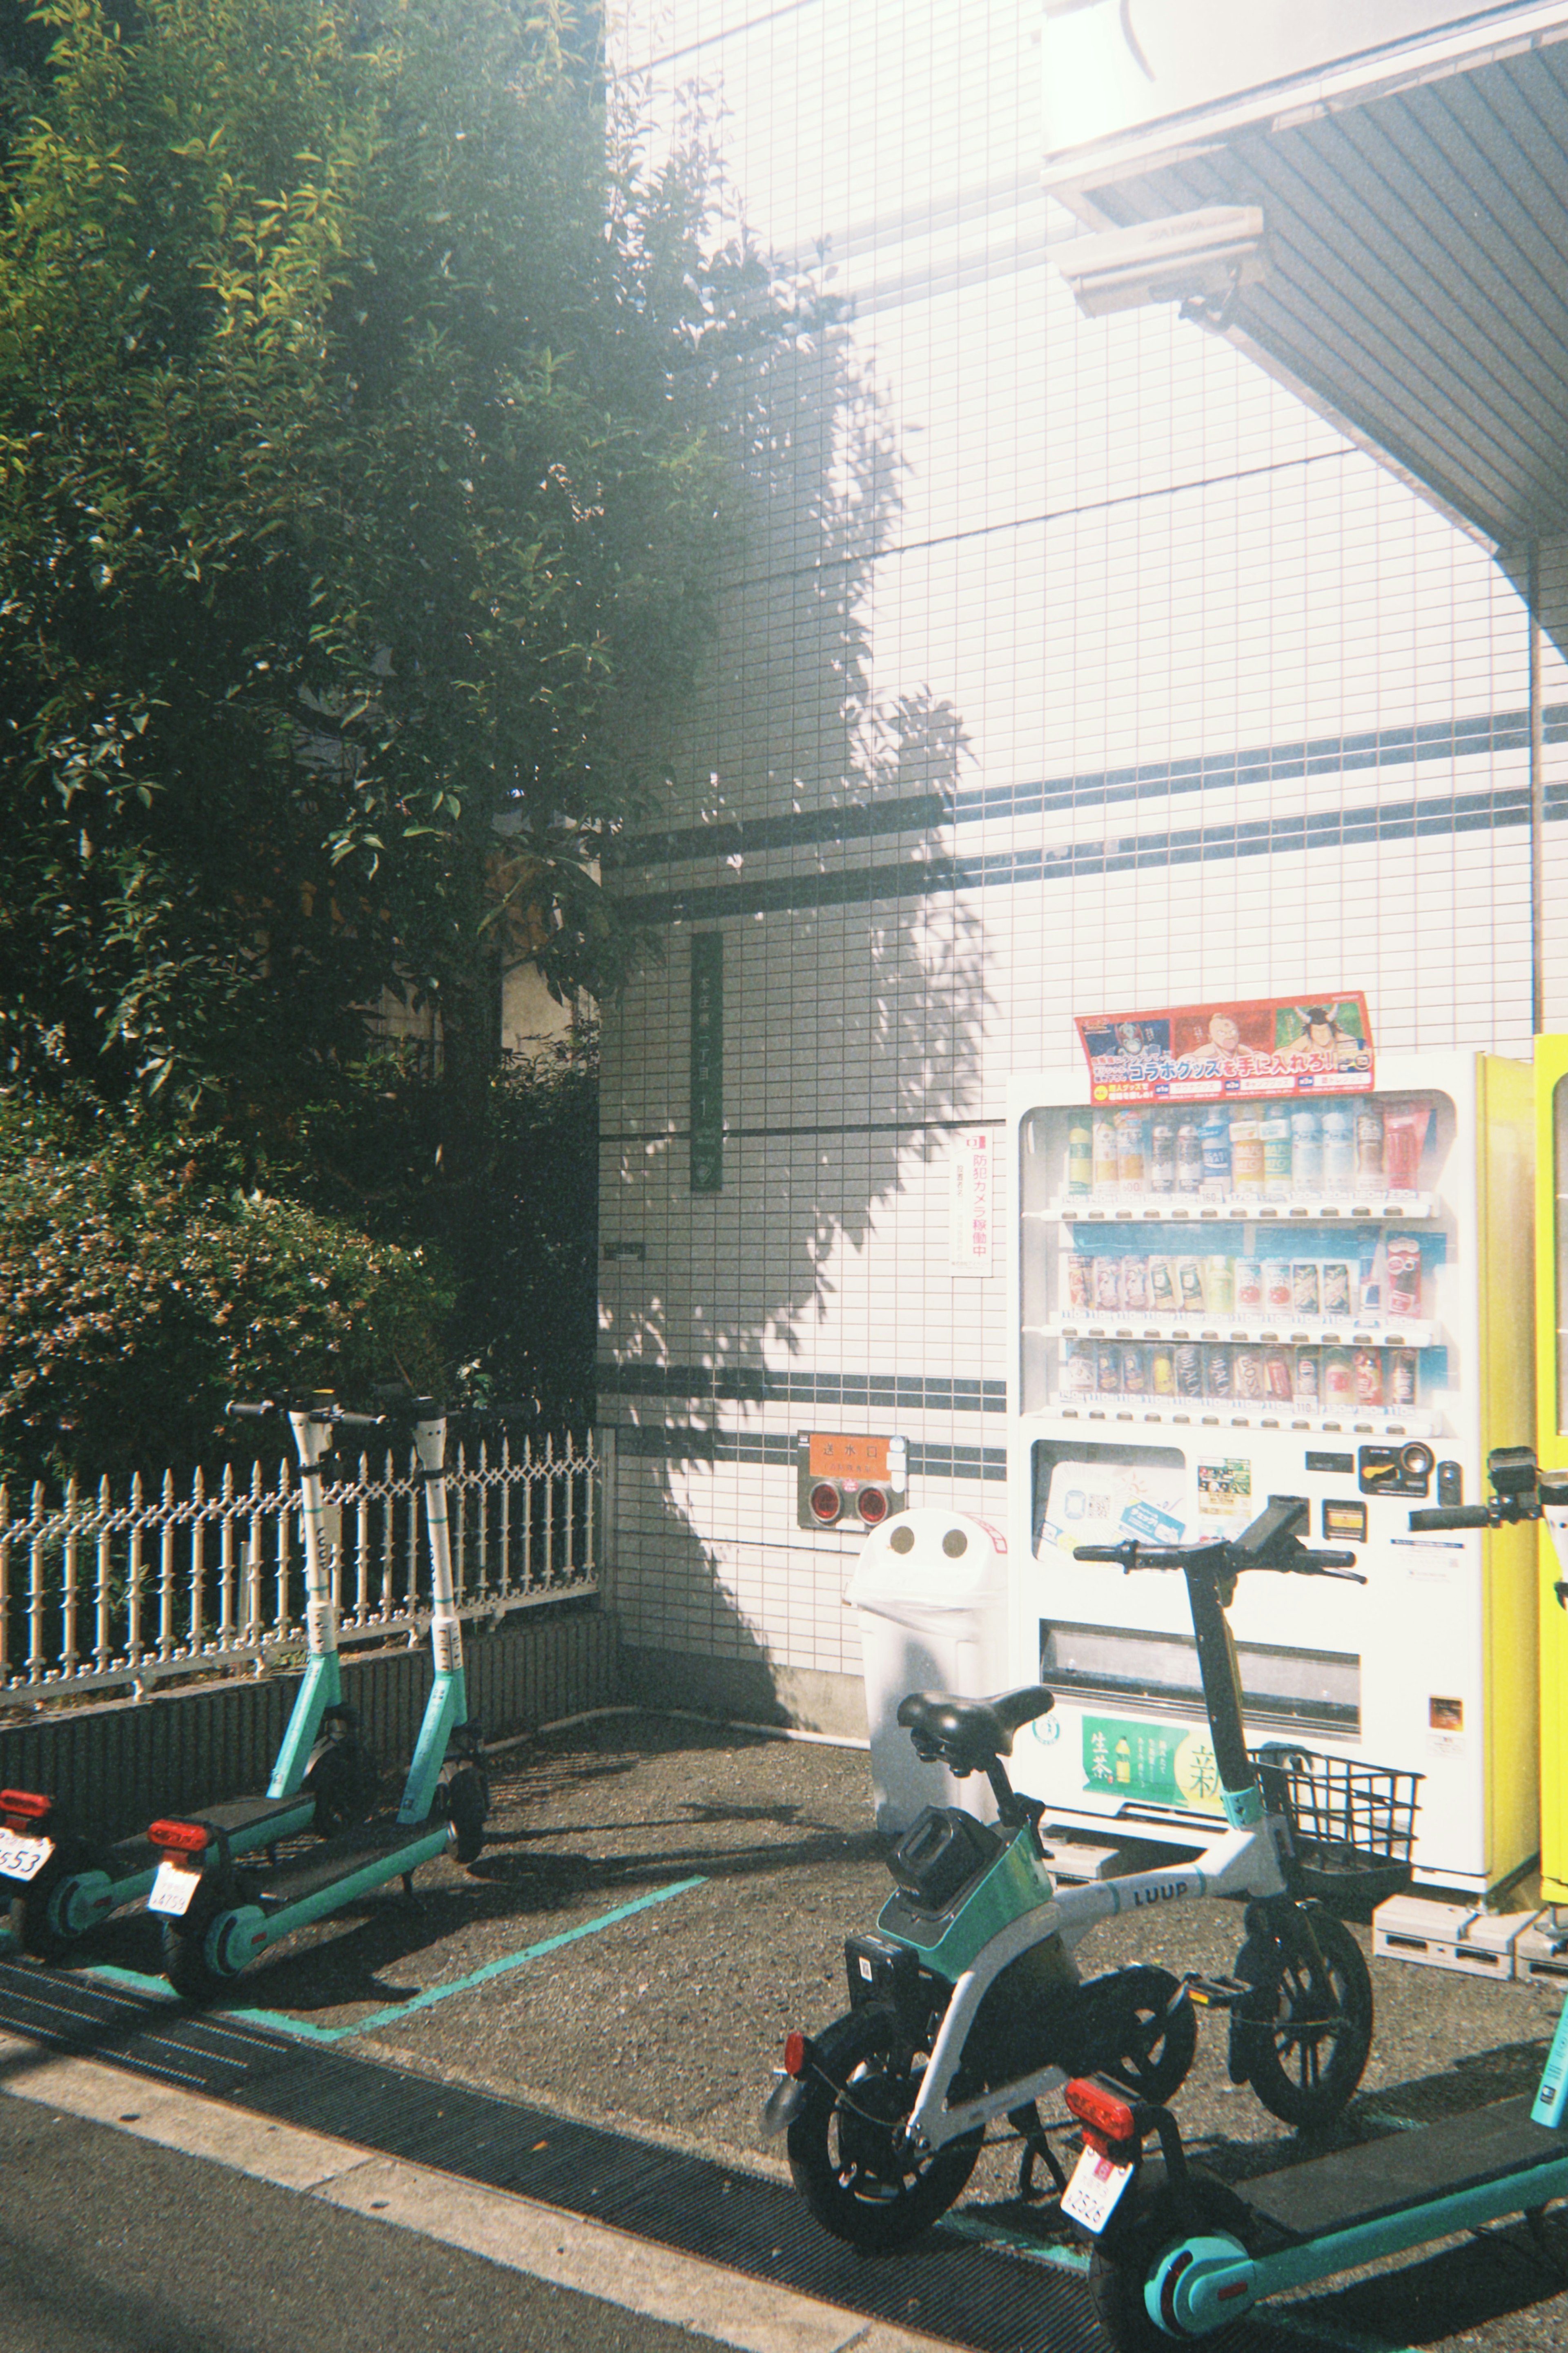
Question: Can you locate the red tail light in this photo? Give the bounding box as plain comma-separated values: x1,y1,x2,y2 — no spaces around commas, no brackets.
149,1820,208,1856
783,2031,809,2079
0,1789,51,1829
1064,2076,1137,2152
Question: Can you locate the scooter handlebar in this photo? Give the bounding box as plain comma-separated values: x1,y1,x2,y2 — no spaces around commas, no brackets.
1073,1537,1361,1578
1410,1502,1500,1529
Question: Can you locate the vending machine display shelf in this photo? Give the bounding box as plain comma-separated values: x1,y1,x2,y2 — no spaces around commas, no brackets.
1042,1400,1437,1439
1039,1316,1437,1350
1038,1194,1435,1225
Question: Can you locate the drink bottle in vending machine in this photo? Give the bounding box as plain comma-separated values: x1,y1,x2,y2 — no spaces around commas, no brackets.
1011,1050,1536,1896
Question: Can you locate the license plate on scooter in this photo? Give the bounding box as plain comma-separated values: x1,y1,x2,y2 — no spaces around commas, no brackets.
148,1860,202,1917
0,1831,51,1884
1061,2144,1134,2233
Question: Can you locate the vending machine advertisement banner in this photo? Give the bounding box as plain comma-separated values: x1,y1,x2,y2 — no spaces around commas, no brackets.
1076,992,1373,1104
1082,1715,1225,1813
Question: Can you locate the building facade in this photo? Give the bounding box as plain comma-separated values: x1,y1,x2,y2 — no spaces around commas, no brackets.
597,0,1568,1735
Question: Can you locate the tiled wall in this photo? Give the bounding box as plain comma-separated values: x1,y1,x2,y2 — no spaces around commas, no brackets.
599,1,1568,1730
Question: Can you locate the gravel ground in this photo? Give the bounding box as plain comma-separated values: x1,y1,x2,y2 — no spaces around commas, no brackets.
84,1709,1568,2349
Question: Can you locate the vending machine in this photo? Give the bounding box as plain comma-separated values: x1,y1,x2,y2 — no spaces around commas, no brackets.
1536,1035,1568,1910
1008,1029,1536,1897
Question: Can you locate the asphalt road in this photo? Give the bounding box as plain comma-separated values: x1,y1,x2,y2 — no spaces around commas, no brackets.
0,2092,721,2353
22,1706,1568,2353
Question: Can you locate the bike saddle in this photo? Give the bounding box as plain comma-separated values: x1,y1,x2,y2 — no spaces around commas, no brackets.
897,1685,1054,1771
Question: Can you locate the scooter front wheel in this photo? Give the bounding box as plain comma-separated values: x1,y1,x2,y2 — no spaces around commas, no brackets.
1231,1905,1372,2128
787,2007,982,2253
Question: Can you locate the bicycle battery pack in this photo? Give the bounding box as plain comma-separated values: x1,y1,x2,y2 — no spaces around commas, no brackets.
889,1806,1004,1913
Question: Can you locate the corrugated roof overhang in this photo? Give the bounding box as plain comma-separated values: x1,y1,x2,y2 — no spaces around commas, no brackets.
1045,3,1568,650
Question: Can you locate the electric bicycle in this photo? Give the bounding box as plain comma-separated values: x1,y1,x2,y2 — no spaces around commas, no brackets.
0,1392,385,1960
149,1386,488,1996
1060,1444,1568,2351
762,1494,1419,2253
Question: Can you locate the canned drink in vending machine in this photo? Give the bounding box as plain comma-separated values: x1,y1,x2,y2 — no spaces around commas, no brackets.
1097,1344,1123,1395
1292,1261,1321,1320
1233,1345,1264,1401
1065,1342,1096,1397
1121,1345,1149,1396
1354,1348,1385,1408
1204,1345,1233,1400
1121,1256,1149,1313
1385,1236,1423,1321
1174,1342,1204,1398
1321,1260,1353,1320
1065,1253,1092,1312
1234,1257,1263,1315
1093,1116,1119,1193
1264,1347,1295,1403
1115,1112,1147,1196
1177,1257,1205,1312
1094,1256,1122,1312
1323,1347,1356,1407
1151,1344,1176,1397
1149,1122,1176,1193
1204,1256,1235,1316
1295,1347,1321,1405
1149,1255,1178,1311
1176,1123,1203,1193
1264,1255,1295,1320
1388,1349,1418,1408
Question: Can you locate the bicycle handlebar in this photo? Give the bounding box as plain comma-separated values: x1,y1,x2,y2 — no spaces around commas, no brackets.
226,1398,385,1430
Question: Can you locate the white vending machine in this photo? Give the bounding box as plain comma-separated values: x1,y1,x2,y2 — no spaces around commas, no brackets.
1008,1044,1536,1896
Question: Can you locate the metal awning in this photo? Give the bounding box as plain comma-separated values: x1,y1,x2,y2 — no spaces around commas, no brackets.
1044,3,1568,646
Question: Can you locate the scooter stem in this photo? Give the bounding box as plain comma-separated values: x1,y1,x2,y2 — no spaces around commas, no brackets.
1183,1560,1264,1822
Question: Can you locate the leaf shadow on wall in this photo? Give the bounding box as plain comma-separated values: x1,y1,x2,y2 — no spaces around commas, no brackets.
597,288,991,1723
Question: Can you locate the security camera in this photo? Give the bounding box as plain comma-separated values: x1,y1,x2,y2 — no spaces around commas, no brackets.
1057,205,1268,326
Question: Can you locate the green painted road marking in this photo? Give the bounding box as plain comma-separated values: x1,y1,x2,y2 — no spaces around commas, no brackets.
90,1876,708,2042
232,1874,709,2042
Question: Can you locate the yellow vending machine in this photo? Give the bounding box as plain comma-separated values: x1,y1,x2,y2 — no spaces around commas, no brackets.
1535,1036,1568,1927
1009,1006,1539,1923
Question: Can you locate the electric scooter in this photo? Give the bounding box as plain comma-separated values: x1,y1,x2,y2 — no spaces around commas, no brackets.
150,1388,488,1995
1058,1443,1568,2352
0,1392,384,1960
763,1496,1417,2253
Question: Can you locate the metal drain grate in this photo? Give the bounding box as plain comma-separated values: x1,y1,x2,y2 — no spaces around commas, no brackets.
0,1964,1319,2353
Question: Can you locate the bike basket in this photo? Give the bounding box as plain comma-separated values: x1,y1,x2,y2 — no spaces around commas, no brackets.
1250,1744,1422,1911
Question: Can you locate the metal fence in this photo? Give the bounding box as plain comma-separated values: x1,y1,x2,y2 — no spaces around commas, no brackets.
0,1430,598,1706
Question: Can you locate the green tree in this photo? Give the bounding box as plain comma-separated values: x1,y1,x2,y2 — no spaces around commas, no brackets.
0,1092,450,1485
0,0,755,1124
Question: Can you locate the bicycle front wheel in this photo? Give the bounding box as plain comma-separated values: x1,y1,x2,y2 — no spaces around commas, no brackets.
1230,1905,1372,2127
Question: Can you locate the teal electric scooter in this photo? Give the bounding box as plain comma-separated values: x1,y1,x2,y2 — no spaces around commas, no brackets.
150,1389,487,1996
1060,1443,1568,2352
0,1392,383,1960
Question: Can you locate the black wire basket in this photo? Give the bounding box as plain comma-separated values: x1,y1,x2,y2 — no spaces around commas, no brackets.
1250,1743,1422,1912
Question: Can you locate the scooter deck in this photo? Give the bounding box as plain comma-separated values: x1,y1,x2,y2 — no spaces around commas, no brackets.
1243,2096,1564,2243
251,1816,441,1911
106,1790,317,1878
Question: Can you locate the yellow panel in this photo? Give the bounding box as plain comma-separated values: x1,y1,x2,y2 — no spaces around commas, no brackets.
1536,1038,1568,1898
1479,1054,1539,1887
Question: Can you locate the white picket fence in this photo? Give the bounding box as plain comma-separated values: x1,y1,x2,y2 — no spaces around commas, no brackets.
0,1430,598,1705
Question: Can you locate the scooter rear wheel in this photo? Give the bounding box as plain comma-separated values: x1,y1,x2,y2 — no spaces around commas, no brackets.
442,1762,489,1864
1231,1905,1372,2128
161,1921,235,2002
1088,2161,1247,2353
787,2008,982,2253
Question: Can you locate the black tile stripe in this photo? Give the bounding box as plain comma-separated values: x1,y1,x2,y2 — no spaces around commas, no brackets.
607,1425,1007,1479
0,1963,1087,2353
604,703,1568,874
597,1366,1006,1412
610,771,1565,928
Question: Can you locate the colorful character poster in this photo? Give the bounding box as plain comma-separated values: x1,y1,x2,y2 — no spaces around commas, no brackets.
1076,992,1372,1104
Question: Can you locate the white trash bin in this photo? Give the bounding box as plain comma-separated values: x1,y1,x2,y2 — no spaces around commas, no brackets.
844,1508,1011,1833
